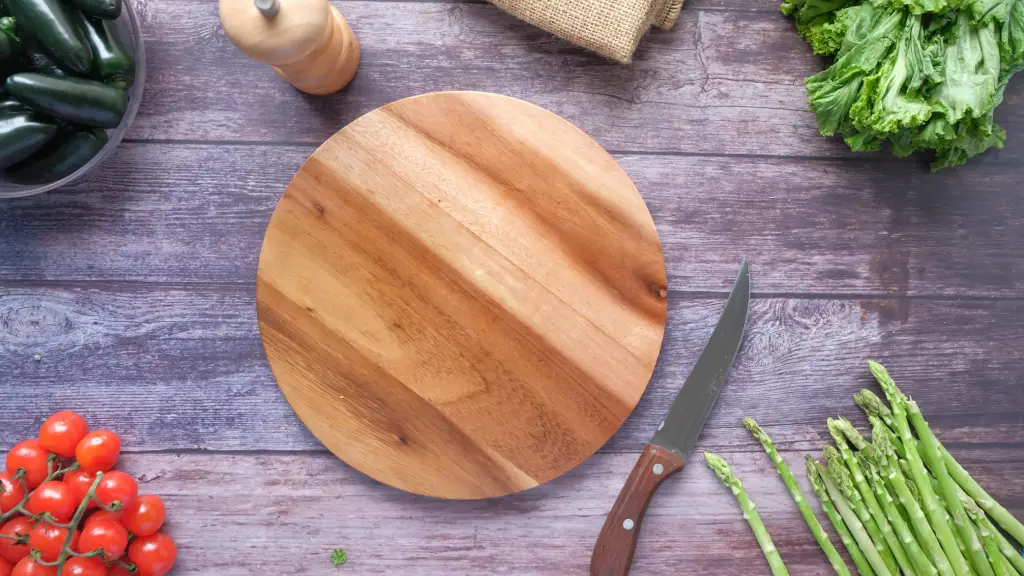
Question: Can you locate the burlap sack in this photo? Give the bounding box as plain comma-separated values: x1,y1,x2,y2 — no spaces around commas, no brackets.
488,0,682,63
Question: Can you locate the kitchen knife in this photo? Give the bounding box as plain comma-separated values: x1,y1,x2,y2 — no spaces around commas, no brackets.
590,259,751,576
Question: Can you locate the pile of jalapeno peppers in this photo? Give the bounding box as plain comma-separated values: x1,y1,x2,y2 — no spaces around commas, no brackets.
0,0,132,186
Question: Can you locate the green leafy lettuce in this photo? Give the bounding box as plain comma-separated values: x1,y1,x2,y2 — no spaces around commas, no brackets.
784,0,1023,169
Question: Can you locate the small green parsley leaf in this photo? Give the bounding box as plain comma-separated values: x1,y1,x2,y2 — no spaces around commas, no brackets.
330,549,347,566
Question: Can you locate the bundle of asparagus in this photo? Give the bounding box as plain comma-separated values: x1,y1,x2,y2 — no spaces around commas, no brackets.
705,361,1024,576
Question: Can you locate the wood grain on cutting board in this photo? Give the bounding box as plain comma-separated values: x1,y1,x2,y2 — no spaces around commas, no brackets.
256,92,668,499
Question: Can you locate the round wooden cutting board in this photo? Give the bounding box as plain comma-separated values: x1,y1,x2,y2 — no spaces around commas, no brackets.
256,92,667,499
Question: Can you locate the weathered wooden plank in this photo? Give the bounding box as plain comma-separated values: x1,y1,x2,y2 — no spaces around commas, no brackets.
111,449,1023,575
128,0,1024,160
2,144,1023,295
2,285,1022,452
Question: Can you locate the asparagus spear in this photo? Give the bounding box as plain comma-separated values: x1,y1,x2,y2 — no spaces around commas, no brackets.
860,452,939,576
939,442,1024,548
970,512,1011,569
905,472,923,507
829,420,916,576
826,446,900,575
705,452,791,576
874,417,955,576
961,492,1024,576
833,416,872,452
901,455,983,574
895,455,976,573
855,390,906,456
855,389,898,432
871,361,973,576
907,400,995,576
984,537,1009,576
808,456,876,576
981,515,1024,576
838,418,913,527
981,531,1009,576
868,414,908,460
817,458,894,576
744,419,851,576
964,499,1014,576
943,500,982,576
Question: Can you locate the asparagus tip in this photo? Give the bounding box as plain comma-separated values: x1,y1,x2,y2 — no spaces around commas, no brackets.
708,450,741,485
959,490,983,519
743,417,773,446
867,359,886,376
805,456,825,490
826,417,843,436
871,418,890,449
704,451,724,468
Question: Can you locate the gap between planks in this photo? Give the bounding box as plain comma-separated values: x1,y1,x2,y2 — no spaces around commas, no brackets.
118,137,1024,167
4,280,1024,303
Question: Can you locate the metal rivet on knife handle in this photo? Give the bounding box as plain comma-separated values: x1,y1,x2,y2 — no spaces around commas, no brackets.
590,445,686,576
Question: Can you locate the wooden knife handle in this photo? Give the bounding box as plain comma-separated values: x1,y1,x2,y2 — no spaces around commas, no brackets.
590,444,686,576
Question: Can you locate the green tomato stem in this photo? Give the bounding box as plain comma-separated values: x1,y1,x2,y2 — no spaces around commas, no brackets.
0,463,82,523
39,513,73,529
51,471,106,575
66,548,106,558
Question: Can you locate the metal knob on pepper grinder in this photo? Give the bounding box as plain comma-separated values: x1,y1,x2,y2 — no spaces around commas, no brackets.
219,0,360,95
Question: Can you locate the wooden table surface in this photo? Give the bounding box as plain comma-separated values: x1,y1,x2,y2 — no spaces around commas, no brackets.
2,0,1023,574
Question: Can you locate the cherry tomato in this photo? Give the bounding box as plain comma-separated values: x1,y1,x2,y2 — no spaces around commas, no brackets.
28,523,68,563
62,556,107,576
0,556,11,576
78,519,128,562
5,441,52,489
120,495,165,537
0,517,32,563
83,510,122,530
25,481,77,523
127,533,176,576
75,432,120,474
107,566,131,576
10,557,55,576
94,472,136,510
63,470,97,510
0,473,25,515
39,412,88,459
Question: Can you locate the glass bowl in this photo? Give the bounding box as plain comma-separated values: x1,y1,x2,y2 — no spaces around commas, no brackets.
0,0,146,199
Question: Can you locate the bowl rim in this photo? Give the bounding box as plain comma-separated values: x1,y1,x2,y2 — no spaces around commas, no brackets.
0,0,146,199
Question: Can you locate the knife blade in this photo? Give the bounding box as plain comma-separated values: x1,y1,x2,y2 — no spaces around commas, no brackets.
590,259,751,576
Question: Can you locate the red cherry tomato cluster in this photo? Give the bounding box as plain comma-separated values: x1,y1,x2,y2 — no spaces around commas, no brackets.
0,412,177,576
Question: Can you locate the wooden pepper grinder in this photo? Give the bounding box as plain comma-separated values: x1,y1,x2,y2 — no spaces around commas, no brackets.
219,0,360,95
